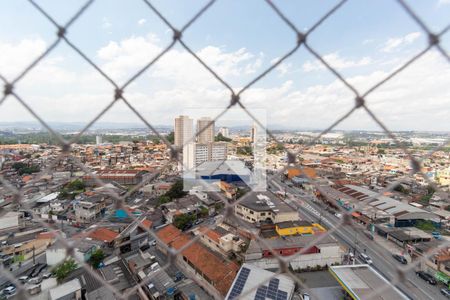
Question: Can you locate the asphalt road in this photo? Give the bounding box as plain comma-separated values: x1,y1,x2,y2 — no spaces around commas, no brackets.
270,179,447,300
0,252,46,289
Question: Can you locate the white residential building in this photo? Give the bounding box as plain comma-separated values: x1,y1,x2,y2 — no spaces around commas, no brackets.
219,127,230,138
183,142,228,171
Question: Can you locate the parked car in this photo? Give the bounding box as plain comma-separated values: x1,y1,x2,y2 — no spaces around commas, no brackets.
416,271,437,285
358,253,373,265
432,232,442,240
302,292,310,300
174,271,185,282
441,288,450,298
32,263,47,277
42,272,53,279
149,240,156,246
140,244,150,251
28,276,43,285
392,254,408,264
194,219,203,225
2,285,16,296
18,275,29,283
182,222,193,231
26,284,41,296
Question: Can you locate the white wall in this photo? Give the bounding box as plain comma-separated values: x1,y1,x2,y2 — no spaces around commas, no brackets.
46,248,84,266
246,246,343,270
0,212,19,230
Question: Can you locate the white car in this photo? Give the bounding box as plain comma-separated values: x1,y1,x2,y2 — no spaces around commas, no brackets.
334,213,342,219
2,285,16,296
359,253,373,264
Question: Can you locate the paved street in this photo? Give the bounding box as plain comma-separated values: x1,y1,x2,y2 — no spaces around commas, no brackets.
270,178,447,300
0,252,46,289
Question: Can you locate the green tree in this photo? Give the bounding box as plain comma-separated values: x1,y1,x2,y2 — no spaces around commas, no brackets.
53,258,78,283
215,133,232,142
18,165,40,175
165,180,188,199
415,220,436,232
166,131,174,144
198,206,209,217
12,162,27,171
237,146,253,156
158,195,171,205
236,188,247,199
66,179,85,191
89,249,105,269
394,184,409,195
173,214,196,229
59,179,85,199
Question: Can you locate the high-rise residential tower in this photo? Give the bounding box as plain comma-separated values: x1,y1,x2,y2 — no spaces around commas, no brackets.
174,115,194,149
219,127,229,138
96,135,102,145
197,117,215,144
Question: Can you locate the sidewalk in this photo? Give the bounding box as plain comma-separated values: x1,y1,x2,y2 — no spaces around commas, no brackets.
360,226,413,263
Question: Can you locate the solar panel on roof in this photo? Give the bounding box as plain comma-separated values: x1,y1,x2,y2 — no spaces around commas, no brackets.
276,290,288,300
268,278,279,290
228,267,251,299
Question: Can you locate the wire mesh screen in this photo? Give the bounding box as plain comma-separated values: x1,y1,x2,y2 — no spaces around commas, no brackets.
0,0,449,299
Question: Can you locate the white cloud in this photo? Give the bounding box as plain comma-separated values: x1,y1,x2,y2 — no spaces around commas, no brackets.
270,57,292,76
438,0,450,5
137,18,147,26
302,53,372,72
0,35,448,132
101,17,112,29
381,32,421,53
0,38,46,78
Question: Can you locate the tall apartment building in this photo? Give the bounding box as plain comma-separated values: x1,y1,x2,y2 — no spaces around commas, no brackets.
174,115,194,149
183,142,228,170
219,127,229,138
197,117,215,144
251,122,257,144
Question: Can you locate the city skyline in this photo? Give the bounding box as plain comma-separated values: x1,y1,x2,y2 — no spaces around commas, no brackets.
0,1,448,131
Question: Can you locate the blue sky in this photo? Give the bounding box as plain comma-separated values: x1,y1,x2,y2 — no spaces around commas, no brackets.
0,0,449,131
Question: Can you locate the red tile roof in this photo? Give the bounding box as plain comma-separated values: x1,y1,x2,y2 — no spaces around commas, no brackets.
199,226,222,244
88,228,119,243
157,225,238,296
141,219,153,230
37,231,59,240
157,224,183,244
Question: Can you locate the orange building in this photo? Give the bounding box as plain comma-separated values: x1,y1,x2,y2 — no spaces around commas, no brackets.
286,167,317,180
